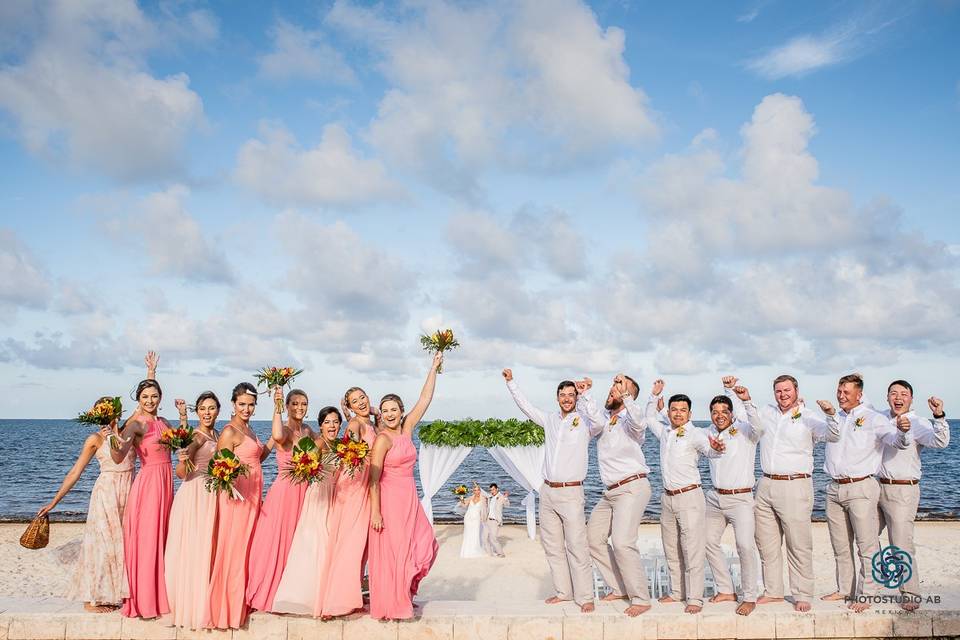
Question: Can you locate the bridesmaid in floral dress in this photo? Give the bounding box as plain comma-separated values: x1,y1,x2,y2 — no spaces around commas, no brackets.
207,383,264,630
271,406,343,615
320,387,378,616
245,387,313,612
164,391,220,629
37,397,135,612
111,379,180,618
368,353,443,620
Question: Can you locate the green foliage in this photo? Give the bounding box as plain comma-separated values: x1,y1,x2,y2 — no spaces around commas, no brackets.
418,418,544,448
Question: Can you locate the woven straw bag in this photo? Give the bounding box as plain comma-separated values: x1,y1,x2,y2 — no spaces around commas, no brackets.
20,514,50,550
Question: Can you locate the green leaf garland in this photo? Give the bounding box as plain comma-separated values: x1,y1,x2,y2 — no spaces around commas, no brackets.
418,418,545,448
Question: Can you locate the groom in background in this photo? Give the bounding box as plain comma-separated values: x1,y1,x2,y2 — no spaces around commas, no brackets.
483,484,510,557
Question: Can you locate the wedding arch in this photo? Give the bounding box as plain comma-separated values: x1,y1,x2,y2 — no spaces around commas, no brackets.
417,418,544,539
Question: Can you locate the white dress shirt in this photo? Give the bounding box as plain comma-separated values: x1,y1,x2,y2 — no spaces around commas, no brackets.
643,395,721,491
742,399,839,475
484,492,511,524
506,380,593,483
705,405,760,490
823,403,911,479
877,409,950,480
578,395,651,487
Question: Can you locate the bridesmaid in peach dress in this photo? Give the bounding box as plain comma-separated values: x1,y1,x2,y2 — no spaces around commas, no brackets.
319,387,378,616
111,379,180,619
271,406,343,615
207,383,265,630
368,353,444,620
245,387,313,612
37,398,135,612
164,391,220,629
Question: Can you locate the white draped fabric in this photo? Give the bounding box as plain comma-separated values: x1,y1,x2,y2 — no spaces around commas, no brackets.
418,444,473,524
488,445,545,539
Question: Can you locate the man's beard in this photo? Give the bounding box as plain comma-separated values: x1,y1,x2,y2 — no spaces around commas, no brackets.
605,398,623,411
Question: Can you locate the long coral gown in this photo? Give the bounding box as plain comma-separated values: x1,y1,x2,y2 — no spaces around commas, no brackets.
271,463,337,615
121,419,174,618
164,431,217,629
207,429,263,630
320,423,376,616
367,432,439,620
68,437,135,605
245,440,309,612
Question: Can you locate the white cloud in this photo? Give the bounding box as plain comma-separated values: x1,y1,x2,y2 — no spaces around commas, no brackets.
0,229,51,310
235,122,403,209
257,19,356,85
0,0,206,182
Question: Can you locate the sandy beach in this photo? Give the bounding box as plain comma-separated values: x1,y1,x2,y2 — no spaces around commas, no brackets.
4,521,959,608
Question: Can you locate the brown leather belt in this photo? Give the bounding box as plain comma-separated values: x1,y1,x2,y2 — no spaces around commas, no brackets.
544,480,583,488
606,473,647,491
717,487,753,495
833,475,871,485
763,473,811,480
878,478,919,485
665,483,701,496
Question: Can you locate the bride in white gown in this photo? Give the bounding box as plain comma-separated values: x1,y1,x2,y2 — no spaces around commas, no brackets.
458,484,488,558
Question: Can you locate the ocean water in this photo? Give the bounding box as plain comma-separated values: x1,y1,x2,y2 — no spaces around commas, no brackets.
1,419,957,524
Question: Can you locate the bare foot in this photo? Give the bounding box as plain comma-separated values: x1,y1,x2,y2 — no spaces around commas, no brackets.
848,602,870,613
794,600,811,612
736,601,756,616
602,593,628,602
658,595,678,604
902,599,920,612
625,604,650,617
821,591,844,601
544,596,569,605
709,592,737,603
757,594,785,604
580,602,595,613
684,604,702,614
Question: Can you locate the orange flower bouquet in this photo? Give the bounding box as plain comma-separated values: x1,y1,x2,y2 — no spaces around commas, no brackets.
205,448,250,500
419,328,459,373
254,366,304,413
284,437,325,484
451,484,468,497
325,430,370,478
159,424,197,473
75,397,124,450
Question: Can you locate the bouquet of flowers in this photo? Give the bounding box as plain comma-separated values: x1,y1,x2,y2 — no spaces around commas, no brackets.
284,436,325,484
205,448,250,500
325,430,370,479
420,328,459,373
159,424,197,473
452,484,468,497
254,366,304,413
75,397,124,450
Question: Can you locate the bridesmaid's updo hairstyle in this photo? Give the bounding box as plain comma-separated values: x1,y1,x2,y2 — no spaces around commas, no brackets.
194,390,221,411
286,388,308,406
231,382,258,403
134,379,162,401
317,406,343,426
379,393,405,414
343,386,369,407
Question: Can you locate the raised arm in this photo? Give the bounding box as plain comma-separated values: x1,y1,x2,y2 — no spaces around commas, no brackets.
271,387,289,446
368,434,393,532
575,379,605,437
812,400,841,443
402,352,443,434
110,416,143,463
731,385,764,443
920,397,951,449
503,369,549,428
723,376,749,423
38,433,102,517
644,379,667,440
145,351,158,380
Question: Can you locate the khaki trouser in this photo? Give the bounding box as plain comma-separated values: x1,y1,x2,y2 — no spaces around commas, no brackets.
587,477,651,605
826,478,881,597
753,476,815,601
705,490,762,601
660,487,706,606
483,519,504,556
538,483,594,605
878,482,921,596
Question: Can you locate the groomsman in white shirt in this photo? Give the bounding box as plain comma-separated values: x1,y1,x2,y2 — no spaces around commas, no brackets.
644,380,726,614
579,374,659,617
739,374,838,612
702,384,763,616
482,484,510,557
817,373,911,612
503,368,597,613
876,380,949,609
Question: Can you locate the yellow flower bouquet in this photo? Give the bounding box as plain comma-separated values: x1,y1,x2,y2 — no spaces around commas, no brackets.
325,430,370,479
75,397,124,450
420,328,459,373
254,366,304,413
205,448,250,500
285,436,325,484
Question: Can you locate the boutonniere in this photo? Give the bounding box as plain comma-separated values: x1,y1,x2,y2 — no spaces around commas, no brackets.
728,426,738,437
675,426,686,438
609,415,618,426
571,416,580,427
791,409,802,421
854,416,865,429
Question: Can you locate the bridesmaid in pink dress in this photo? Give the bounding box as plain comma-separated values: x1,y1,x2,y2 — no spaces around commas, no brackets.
111,379,180,619
207,383,265,630
319,387,377,617
245,387,313,612
164,391,220,629
368,353,444,620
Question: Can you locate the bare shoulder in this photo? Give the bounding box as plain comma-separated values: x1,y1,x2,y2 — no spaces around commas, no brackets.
83,432,104,450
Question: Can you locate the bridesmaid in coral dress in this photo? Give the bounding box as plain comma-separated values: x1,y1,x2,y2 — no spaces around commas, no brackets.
164,391,220,629
207,383,264,630
272,406,343,615
111,379,179,619
319,387,378,617
245,387,313,612
368,353,444,620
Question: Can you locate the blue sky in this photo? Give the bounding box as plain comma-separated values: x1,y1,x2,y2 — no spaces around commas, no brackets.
1,0,958,420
